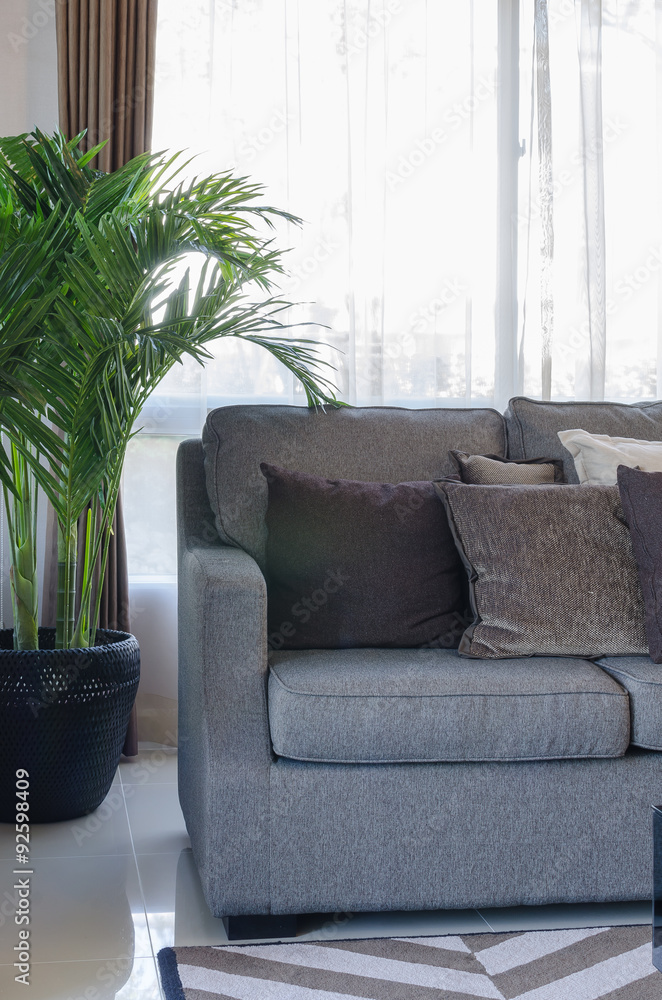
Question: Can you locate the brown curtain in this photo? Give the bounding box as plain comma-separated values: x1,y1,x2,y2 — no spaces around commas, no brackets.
50,0,159,755
56,0,158,172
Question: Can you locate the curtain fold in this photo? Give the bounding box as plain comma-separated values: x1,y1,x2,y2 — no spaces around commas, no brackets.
576,0,606,400
535,0,554,400
516,0,659,402
52,0,159,755
56,0,158,171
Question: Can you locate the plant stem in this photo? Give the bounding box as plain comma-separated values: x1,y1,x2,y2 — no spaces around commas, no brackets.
55,520,77,649
4,441,38,650
72,446,127,648
71,504,94,649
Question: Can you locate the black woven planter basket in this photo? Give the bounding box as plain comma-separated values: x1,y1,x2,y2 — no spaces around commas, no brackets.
0,628,140,823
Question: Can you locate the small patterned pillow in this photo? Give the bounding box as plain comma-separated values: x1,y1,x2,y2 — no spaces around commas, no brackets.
449,451,565,485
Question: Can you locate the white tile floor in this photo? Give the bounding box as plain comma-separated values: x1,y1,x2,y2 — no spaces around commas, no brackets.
0,745,652,999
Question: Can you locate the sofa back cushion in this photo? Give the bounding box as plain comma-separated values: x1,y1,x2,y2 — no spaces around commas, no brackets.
504,396,662,483
203,404,505,567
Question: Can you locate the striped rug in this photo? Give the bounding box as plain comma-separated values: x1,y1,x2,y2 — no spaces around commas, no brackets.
158,924,659,999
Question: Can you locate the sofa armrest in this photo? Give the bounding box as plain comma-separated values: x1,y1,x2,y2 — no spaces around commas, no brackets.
178,544,271,765
176,440,273,915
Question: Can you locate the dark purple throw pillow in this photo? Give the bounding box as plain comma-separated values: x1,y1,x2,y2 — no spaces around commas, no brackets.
617,464,662,662
260,463,469,650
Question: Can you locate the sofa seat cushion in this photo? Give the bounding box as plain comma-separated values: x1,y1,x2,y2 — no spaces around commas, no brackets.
268,649,630,763
596,656,662,750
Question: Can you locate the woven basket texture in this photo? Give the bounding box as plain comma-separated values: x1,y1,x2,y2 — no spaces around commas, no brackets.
0,628,140,822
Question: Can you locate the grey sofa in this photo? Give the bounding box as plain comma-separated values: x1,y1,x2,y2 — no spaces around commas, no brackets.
176,395,662,929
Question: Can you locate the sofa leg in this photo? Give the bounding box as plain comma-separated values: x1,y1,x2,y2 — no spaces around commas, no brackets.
223,913,299,941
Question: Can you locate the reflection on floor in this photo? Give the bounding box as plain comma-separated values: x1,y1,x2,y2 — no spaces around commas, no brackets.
0,745,651,999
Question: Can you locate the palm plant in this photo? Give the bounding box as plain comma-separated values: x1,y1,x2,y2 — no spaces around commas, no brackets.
0,129,341,651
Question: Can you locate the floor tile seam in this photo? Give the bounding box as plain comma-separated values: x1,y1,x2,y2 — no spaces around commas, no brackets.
121,780,179,786
118,749,178,788
0,850,137,861
134,849,192,860
0,953,157,967
122,780,160,964
474,908,497,932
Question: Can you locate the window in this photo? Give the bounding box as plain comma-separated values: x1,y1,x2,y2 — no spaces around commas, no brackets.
125,0,662,577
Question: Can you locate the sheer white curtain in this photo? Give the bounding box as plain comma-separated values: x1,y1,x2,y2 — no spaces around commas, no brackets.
148,0,500,412
518,0,661,401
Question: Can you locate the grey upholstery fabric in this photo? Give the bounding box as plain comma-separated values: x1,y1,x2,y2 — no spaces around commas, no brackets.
449,450,564,484
178,407,662,920
269,750,662,915
177,440,273,916
596,656,662,750
268,649,630,762
437,481,648,658
504,396,662,482
203,404,506,568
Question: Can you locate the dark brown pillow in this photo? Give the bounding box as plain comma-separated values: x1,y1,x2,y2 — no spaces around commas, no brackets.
261,463,469,650
617,464,662,662
435,481,647,658
449,451,565,484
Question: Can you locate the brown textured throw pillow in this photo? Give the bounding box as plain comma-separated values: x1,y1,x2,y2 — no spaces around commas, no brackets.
435,481,647,659
261,463,469,650
617,465,662,662
449,451,565,485
449,451,565,486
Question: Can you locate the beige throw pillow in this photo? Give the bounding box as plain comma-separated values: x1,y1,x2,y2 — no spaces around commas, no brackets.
558,428,662,485
449,450,564,484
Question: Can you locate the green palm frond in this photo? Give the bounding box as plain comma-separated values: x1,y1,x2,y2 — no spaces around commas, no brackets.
0,127,343,649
